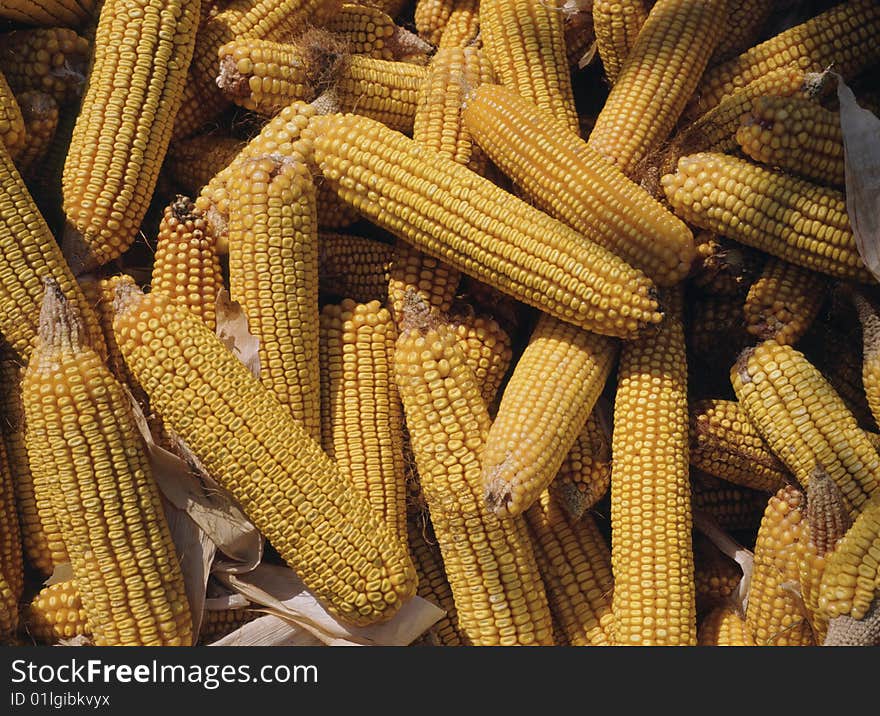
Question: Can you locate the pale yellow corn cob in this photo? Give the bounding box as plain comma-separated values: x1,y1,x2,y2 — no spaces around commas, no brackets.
415,0,455,46
438,0,480,49
697,604,755,646
449,309,513,410
25,581,88,644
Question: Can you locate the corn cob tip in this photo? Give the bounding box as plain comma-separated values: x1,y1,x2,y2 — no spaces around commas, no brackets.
398,288,441,333
731,345,757,386
111,279,145,320
806,464,851,556
35,278,84,359
851,291,880,359
824,600,880,646
170,195,198,223
60,224,99,276
483,465,515,517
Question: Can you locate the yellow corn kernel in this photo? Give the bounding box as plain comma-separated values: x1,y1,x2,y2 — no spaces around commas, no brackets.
463,84,696,286
482,313,618,518
394,301,553,646
0,434,22,638
854,293,880,429
692,474,769,532
14,90,58,179
611,289,696,646
449,310,513,411
711,0,772,63
0,28,90,107
743,259,827,346
228,154,320,440
690,233,763,298
23,283,192,646
437,0,479,49
0,1,96,27
61,0,200,272
694,536,743,616
737,96,844,186
113,286,416,626
525,491,614,646
415,0,455,45
318,232,393,304
697,604,755,646
480,0,580,135
327,4,397,60
407,517,463,647
388,242,460,326
696,0,880,114
25,581,89,644
592,0,648,85
152,196,223,333
319,300,408,549
549,411,612,522
197,609,258,644
663,152,872,283
166,134,246,198
587,0,726,177
314,112,663,338
689,399,789,494
732,340,880,518
0,69,26,160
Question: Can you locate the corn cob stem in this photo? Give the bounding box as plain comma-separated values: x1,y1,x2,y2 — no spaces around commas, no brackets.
690,233,763,298
314,112,663,338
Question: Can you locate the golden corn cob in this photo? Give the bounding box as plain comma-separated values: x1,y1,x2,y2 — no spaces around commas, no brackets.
480,0,580,135
694,537,743,615
0,28,90,107
689,399,789,494
437,0,480,49
173,0,329,140
587,0,726,177
549,410,612,522
663,152,872,283
197,609,259,644
592,0,648,85
687,293,751,370
319,299,408,549
525,491,615,646
732,340,880,518
228,154,320,440
415,0,455,45
23,283,192,646
449,310,513,410
14,91,58,178
24,580,88,644
690,233,762,298
327,3,398,60
166,134,246,198
61,0,200,273
0,70,26,160
318,232,393,303
394,301,554,645
711,0,772,64
744,485,814,645
853,293,880,428
0,436,21,638
482,313,618,517
743,259,827,345
407,517,463,647
611,289,696,646
697,604,755,646
819,494,880,621
152,196,223,333
113,287,416,626
692,474,769,532
695,0,880,115
464,84,695,286
387,243,460,326
737,96,844,186
314,113,663,338
0,1,96,27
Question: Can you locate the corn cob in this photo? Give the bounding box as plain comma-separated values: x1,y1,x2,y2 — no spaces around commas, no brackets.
823,602,880,646
449,310,513,410
407,517,463,646
387,243,460,326
663,152,872,283
611,289,696,646
696,0,880,115
23,283,192,646
689,399,789,494
710,0,772,64
459,276,522,337
691,475,769,532
437,0,479,49
0,70,26,160
732,340,880,518
61,0,200,273
743,259,827,346
152,196,223,333
687,293,751,370
227,154,320,440
743,485,813,645
853,293,880,429
14,91,58,178
549,411,612,522
24,580,88,644
314,113,663,338
319,300,408,549
114,287,416,626
697,604,755,646
690,233,762,298
327,3,398,61
526,491,615,646
592,0,648,85
482,313,618,517
173,0,330,140
737,96,844,186
0,435,21,638
318,232,393,303
464,84,695,286
587,0,726,177
0,1,96,27
414,0,455,46
0,28,90,107
166,134,246,198
563,3,596,71
394,301,553,645
197,609,260,644
363,0,407,17
480,0,580,135
693,537,743,615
